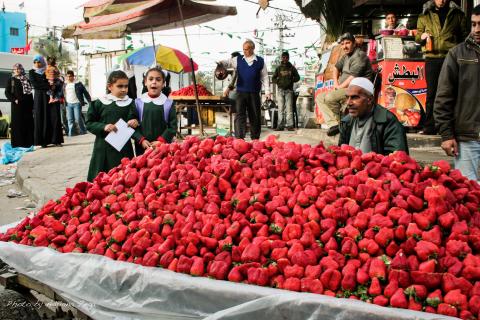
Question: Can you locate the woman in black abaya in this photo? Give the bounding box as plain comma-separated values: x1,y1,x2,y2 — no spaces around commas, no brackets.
4,63,34,147
28,55,63,147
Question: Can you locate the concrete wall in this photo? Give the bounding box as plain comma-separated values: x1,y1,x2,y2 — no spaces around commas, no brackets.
0,11,26,53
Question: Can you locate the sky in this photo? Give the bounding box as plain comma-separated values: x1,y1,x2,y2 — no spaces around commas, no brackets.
3,0,322,72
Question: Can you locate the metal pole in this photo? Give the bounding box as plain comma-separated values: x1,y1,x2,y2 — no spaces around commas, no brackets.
151,26,156,65
176,0,204,136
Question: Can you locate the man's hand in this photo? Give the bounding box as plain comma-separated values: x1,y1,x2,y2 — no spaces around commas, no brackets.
223,87,231,98
141,139,152,149
441,139,459,157
421,32,431,40
14,99,18,104
104,124,117,133
333,80,340,90
127,119,139,128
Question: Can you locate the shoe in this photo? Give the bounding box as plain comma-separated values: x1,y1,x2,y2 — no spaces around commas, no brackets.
327,125,340,136
41,145,48,148
286,127,295,131
55,143,62,147
274,127,284,131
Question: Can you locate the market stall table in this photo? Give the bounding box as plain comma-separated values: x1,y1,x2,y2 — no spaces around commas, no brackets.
171,95,233,137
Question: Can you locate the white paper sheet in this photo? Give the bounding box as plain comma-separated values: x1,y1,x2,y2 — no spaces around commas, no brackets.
104,119,135,152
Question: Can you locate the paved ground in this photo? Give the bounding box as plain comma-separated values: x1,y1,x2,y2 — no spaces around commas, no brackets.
0,128,451,226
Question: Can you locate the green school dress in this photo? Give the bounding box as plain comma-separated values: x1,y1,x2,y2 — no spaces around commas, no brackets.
134,93,177,155
86,94,138,181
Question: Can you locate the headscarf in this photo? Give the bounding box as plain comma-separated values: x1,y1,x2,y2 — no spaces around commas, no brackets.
13,63,33,95
33,55,46,75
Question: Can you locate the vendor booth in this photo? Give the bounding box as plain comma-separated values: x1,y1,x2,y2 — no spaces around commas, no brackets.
314,0,428,128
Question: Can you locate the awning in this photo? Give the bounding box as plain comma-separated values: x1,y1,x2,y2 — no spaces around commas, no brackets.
62,0,237,39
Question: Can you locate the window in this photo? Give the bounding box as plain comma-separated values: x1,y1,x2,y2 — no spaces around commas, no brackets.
10,28,19,36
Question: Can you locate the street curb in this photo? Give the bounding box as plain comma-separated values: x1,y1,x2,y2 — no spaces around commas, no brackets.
15,157,52,206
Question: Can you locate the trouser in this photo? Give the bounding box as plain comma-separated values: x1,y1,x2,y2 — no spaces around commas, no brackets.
455,141,480,182
315,88,347,127
424,58,444,132
66,102,87,136
235,92,261,140
60,103,68,134
276,88,294,129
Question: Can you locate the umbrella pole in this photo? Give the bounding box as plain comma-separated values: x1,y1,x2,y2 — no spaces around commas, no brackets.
151,26,156,62
176,0,204,136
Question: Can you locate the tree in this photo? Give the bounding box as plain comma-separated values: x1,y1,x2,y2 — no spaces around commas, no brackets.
34,37,73,73
195,71,214,93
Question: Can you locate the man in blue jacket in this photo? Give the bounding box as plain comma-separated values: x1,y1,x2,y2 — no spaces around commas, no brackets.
221,40,271,140
64,70,91,136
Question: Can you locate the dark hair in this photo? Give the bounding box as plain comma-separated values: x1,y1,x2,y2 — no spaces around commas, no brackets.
281,51,289,58
106,70,128,93
66,70,74,76
145,66,166,82
385,12,396,18
338,32,355,43
473,5,480,15
231,51,240,58
47,56,56,66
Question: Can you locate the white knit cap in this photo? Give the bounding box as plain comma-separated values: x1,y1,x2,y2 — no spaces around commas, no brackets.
349,77,374,96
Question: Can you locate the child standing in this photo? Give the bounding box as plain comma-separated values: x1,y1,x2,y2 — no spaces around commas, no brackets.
133,67,177,156
86,70,139,182
45,56,63,104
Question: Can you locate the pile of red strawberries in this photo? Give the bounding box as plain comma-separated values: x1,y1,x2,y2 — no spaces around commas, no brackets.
170,84,213,97
2,136,480,319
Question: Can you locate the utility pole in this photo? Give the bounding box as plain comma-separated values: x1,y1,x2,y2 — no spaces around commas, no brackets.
273,13,294,67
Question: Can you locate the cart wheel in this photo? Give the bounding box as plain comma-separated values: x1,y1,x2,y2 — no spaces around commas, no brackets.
0,289,41,320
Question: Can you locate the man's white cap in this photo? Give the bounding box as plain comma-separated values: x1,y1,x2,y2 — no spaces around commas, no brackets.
349,77,374,96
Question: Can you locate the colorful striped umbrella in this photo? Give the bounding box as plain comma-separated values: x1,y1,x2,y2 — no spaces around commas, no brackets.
123,45,198,73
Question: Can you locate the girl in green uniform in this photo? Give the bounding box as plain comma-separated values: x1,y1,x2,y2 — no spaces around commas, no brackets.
86,71,140,182
133,67,177,155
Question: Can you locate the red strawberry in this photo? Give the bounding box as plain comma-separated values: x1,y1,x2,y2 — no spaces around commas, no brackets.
437,303,458,317
390,288,408,309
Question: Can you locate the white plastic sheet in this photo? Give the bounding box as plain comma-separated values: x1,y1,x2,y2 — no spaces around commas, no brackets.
0,239,459,320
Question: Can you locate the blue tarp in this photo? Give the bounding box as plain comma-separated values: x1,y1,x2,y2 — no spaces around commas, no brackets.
1,142,34,164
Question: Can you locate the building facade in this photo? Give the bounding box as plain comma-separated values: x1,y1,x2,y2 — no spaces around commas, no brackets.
0,11,26,53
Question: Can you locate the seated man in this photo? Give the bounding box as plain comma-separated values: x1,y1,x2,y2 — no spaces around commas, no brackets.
316,33,374,136
338,77,409,155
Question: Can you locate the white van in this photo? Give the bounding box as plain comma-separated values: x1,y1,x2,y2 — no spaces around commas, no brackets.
0,52,36,117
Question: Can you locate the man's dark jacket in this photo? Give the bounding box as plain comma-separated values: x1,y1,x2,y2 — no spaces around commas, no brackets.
434,36,480,142
272,62,300,90
339,105,409,155
66,82,91,106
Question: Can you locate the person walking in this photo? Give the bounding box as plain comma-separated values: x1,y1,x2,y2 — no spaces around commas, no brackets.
64,70,91,136
316,33,374,136
220,39,271,140
28,55,64,148
434,5,480,181
339,77,408,155
416,0,467,135
4,63,34,148
272,51,300,131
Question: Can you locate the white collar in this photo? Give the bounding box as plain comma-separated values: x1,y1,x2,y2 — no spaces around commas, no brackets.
99,94,132,107
140,92,167,105
243,54,258,61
